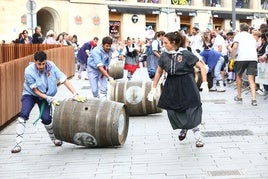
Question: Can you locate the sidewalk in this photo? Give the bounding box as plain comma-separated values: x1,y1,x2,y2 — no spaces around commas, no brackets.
1,72,268,179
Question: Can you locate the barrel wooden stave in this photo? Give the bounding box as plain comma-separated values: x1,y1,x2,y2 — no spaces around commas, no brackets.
109,80,162,116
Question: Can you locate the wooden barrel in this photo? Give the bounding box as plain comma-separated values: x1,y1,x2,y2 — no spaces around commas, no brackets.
108,60,124,79
53,99,129,147
109,80,162,116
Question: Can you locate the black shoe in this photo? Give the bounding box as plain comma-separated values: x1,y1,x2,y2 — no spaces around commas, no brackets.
178,129,188,141
53,139,63,146
196,138,204,148
234,96,243,103
251,100,257,106
11,145,21,153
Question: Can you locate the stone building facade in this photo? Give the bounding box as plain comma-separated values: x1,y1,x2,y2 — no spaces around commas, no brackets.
0,0,267,43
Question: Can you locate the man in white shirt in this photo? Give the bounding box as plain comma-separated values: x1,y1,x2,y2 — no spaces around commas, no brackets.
189,27,203,56
231,23,258,106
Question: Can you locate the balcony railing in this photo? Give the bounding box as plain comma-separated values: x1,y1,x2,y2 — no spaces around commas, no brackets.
138,0,160,3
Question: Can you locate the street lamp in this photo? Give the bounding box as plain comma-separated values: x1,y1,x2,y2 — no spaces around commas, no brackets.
232,0,236,31
26,0,37,35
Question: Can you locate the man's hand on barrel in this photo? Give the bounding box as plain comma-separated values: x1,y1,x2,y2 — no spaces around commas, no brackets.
147,87,157,102
46,96,60,106
72,94,87,103
108,76,115,84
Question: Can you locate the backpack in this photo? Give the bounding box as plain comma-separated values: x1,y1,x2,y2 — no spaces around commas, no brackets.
147,39,160,56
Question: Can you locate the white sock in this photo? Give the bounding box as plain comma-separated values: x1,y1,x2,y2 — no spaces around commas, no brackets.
15,117,26,147
192,126,201,141
44,123,56,141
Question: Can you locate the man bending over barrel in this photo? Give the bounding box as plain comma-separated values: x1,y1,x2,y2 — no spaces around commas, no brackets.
11,51,87,153
86,36,115,98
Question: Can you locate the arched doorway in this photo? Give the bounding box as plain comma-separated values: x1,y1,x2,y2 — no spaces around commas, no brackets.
36,7,59,36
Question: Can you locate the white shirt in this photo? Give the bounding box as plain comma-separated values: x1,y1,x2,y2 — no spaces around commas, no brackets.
151,39,161,52
233,31,258,62
189,34,203,52
212,34,228,56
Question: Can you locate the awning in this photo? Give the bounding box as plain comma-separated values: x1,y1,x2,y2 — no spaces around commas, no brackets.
108,5,161,15
212,11,254,20
175,9,197,16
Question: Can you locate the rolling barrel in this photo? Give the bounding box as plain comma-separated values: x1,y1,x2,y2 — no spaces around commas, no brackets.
108,60,124,79
109,80,162,116
53,99,129,147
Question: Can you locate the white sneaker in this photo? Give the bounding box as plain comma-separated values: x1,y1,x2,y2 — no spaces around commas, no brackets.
209,86,217,91
257,89,266,96
217,87,226,92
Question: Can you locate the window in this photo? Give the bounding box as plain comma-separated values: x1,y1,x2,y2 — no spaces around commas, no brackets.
236,0,249,8
109,21,120,40
204,0,221,7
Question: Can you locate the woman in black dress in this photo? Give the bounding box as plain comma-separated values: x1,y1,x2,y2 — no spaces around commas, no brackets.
147,31,209,147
